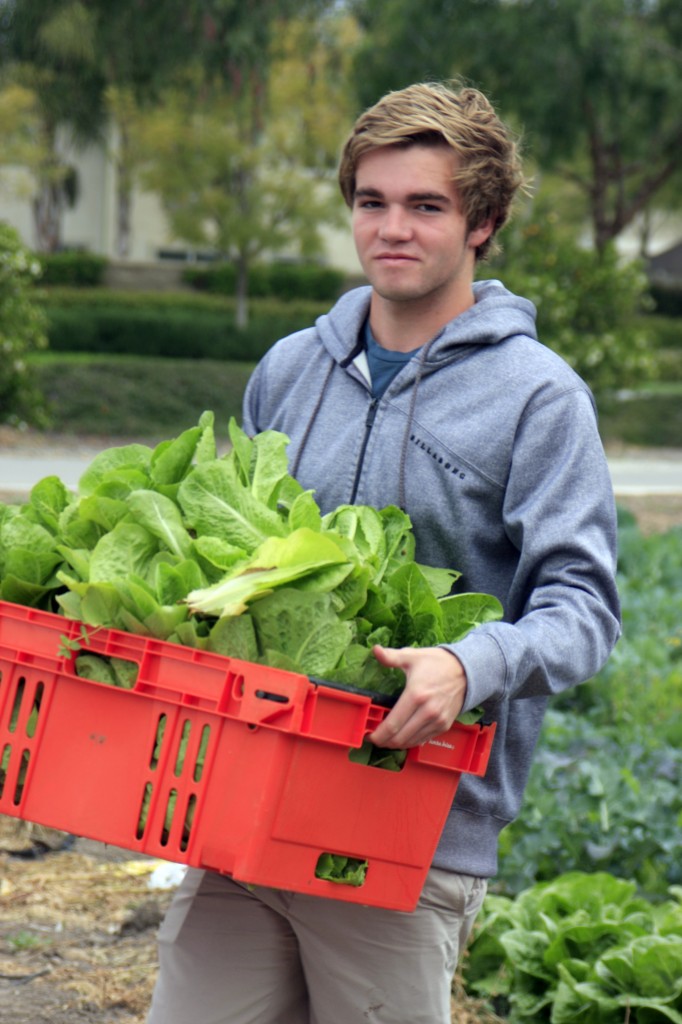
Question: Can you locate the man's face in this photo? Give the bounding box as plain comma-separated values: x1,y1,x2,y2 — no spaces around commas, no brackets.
351,144,491,317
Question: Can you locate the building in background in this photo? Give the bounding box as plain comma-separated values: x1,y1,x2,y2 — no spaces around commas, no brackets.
0,132,363,279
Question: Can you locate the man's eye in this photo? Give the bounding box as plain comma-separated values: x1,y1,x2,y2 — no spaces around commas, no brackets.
417,203,442,213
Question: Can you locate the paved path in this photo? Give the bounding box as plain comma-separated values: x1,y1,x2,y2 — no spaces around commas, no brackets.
1,447,681,498
606,453,682,495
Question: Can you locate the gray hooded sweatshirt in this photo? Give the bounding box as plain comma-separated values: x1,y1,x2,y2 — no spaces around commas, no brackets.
242,279,621,879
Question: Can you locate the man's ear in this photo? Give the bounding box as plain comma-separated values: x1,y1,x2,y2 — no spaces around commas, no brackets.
468,217,495,251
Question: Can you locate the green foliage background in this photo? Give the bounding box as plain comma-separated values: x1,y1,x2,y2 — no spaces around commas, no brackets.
484,210,657,396
0,224,49,427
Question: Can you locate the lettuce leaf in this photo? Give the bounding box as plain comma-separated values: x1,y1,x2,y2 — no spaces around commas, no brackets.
1,413,503,702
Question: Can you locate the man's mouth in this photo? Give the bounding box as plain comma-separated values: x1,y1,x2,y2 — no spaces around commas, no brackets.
375,252,418,262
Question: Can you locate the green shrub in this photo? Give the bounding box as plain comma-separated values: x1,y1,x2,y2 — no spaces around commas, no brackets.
39,286,234,312
45,305,238,359
36,250,108,287
598,388,682,448
486,211,658,396
650,282,682,318
567,519,682,742
495,709,682,899
39,291,329,360
183,260,345,302
639,312,682,351
0,223,49,426
493,521,682,900
32,355,252,437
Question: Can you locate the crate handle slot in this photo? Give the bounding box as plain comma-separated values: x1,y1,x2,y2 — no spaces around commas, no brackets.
160,789,178,846
8,676,26,733
174,721,192,777
254,689,289,705
181,794,197,852
194,725,210,782
0,743,10,800
315,852,368,888
238,672,309,729
149,714,167,770
136,782,153,840
13,749,30,806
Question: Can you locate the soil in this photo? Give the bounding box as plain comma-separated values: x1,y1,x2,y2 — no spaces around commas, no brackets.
0,820,174,1024
0,428,680,1023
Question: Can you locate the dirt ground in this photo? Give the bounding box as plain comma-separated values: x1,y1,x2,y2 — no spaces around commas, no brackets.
0,429,680,1023
0,821,500,1024
0,820,174,1024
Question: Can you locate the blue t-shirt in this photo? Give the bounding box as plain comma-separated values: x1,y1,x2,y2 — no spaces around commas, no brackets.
364,320,421,398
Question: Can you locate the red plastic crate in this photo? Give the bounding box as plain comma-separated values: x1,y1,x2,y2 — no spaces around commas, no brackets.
0,599,495,912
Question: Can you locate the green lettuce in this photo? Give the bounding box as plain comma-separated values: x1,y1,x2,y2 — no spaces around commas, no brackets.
464,873,682,1022
0,411,503,699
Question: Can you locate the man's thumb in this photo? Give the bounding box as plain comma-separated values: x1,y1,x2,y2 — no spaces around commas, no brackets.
372,644,402,668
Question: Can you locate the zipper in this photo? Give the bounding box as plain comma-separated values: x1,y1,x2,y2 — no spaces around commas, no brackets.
349,397,378,503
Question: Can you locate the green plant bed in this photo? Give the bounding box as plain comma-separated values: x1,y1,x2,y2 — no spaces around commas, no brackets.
31,354,254,438
464,871,682,1022
598,386,682,448
38,290,329,362
37,286,235,312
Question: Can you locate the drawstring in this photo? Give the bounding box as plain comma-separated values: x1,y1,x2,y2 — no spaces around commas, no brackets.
292,332,438,510
291,334,365,480
290,358,335,480
397,336,439,511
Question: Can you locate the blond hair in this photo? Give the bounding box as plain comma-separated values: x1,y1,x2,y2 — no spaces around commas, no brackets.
338,81,526,260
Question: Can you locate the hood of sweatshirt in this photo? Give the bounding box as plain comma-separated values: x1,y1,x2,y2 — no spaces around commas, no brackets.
285,279,540,506
314,279,539,370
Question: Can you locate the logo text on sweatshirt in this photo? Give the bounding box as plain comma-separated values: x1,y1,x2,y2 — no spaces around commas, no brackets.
410,434,466,479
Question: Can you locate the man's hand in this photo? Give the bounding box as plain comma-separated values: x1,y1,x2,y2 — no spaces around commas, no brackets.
367,645,468,749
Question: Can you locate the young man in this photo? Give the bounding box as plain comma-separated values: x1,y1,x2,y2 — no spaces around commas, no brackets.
147,82,621,1024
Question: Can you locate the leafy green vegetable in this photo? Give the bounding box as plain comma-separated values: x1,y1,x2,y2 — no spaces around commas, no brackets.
315,853,369,887
464,873,682,1022
0,411,502,703
2,416,505,889
185,528,352,617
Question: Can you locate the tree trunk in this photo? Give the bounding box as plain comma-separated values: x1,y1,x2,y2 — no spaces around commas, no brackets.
115,175,132,260
115,122,132,260
235,253,249,328
32,179,63,253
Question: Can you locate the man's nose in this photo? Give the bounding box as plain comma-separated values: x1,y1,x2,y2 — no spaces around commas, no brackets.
379,205,412,241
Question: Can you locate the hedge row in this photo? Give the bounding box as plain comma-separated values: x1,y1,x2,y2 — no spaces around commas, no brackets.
182,261,346,302
32,250,347,302
40,293,329,361
36,251,108,287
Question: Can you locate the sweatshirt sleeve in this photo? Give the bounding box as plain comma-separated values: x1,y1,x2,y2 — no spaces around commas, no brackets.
448,386,622,712
241,359,267,436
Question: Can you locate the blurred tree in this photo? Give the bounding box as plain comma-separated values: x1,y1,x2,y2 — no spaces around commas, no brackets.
490,0,682,253
483,204,657,395
0,82,43,166
349,0,495,108
0,0,105,251
349,0,682,254
138,81,345,328
87,0,197,257
0,222,48,426
269,13,361,170
138,5,351,325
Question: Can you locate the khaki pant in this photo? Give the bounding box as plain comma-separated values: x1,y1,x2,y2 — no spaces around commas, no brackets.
146,867,486,1024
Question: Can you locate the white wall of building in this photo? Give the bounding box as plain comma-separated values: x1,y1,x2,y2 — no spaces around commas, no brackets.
0,131,364,274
